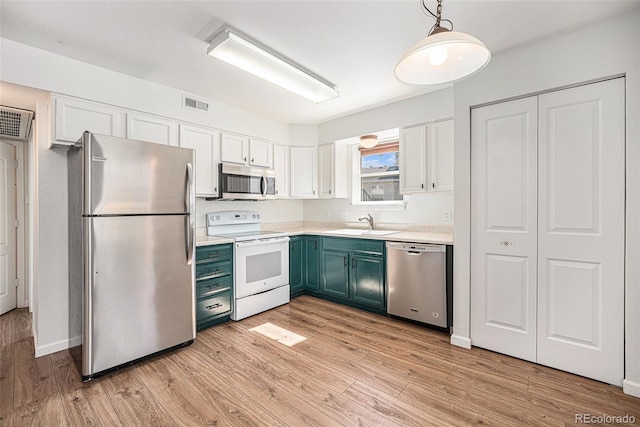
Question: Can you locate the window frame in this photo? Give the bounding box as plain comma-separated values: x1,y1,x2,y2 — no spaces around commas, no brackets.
351,142,405,207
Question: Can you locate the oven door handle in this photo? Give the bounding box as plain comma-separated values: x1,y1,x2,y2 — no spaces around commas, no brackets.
235,236,290,248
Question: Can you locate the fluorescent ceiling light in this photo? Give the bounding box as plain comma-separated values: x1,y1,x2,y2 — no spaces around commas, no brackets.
394,0,491,85
208,27,339,103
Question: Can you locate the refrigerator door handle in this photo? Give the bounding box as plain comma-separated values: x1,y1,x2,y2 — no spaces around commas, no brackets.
185,163,194,265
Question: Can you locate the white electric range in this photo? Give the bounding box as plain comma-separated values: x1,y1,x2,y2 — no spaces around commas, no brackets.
206,211,290,320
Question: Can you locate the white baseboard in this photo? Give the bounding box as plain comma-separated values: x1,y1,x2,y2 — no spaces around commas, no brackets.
450,334,472,349
623,379,640,398
35,335,81,358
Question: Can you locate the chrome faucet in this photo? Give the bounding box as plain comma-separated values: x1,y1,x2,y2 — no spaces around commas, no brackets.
358,213,374,230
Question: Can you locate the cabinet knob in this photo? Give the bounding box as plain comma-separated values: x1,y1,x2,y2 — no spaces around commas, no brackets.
243,156,247,162
313,190,316,195
251,158,254,163
329,190,332,194
432,182,435,189
421,183,424,189
275,190,278,194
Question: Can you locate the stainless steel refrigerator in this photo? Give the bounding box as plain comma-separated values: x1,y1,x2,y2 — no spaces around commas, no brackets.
68,132,196,381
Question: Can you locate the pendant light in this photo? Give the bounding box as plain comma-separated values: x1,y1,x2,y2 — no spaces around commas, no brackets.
360,134,378,148
394,0,491,85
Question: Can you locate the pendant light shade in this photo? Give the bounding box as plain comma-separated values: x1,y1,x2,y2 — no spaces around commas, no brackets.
395,1,491,85
360,134,378,148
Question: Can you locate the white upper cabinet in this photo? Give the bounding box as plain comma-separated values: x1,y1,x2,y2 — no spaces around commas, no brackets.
53,95,126,145
272,144,289,198
248,139,272,168
220,132,248,165
427,119,454,192
399,125,427,194
400,119,454,195
290,146,318,198
126,112,177,146
179,124,220,198
318,143,348,199
220,133,272,168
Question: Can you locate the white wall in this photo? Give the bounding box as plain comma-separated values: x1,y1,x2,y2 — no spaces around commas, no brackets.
452,10,640,397
0,37,294,356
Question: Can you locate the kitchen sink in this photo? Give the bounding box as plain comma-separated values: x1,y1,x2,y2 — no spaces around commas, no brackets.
327,229,398,236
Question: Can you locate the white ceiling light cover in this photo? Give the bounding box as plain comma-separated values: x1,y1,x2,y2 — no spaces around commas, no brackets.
208,28,339,103
395,30,491,85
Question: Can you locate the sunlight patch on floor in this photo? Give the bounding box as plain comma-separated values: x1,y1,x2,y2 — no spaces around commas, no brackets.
249,322,307,346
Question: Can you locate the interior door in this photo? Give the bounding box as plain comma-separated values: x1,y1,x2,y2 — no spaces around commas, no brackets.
470,96,538,362
537,78,625,385
0,141,17,315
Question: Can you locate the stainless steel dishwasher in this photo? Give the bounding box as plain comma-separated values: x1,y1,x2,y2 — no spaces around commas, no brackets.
386,242,447,328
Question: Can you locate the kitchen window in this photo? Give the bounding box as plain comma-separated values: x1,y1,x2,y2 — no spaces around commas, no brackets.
352,141,403,205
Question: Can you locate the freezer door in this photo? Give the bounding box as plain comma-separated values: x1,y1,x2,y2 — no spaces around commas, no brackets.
83,133,195,215
83,215,195,377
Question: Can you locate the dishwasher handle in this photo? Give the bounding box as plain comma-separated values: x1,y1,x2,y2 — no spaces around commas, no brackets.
386,242,446,253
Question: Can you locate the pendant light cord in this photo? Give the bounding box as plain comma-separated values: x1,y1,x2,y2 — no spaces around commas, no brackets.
421,0,453,35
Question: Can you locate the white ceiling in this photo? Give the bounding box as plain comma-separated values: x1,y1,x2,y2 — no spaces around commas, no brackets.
1,0,638,124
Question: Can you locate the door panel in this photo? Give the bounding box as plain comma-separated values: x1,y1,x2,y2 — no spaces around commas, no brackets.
471,96,538,362
0,141,16,315
85,133,195,215
537,78,624,385
85,215,194,376
349,254,384,309
320,250,349,299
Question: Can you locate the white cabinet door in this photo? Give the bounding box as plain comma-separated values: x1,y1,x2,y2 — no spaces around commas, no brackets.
126,113,177,146
290,147,317,198
179,124,220,197
471,96,539,362
220,132,248,165
399,125,427,194
273,144,289,198
249,139,272,168
536,78,624,386
0,142,17,315
54,96,125,144
471,78,625,386
427,119,454,192
318,144,334,199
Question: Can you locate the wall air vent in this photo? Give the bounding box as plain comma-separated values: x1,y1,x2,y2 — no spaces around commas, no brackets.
183,95,209,112
0,106,34,141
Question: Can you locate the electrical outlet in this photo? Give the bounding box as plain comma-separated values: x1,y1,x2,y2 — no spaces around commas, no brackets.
340,210,348,220
326,210,332,219
277,211,282,220
444,209,452,222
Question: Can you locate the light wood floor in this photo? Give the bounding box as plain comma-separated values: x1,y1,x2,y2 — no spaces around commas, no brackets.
1,295,639,426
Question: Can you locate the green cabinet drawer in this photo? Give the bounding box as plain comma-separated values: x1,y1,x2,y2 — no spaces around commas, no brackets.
321,237,384,256
196,260,232,280
196,275,232,298
196,290,232,322
196,244,232,264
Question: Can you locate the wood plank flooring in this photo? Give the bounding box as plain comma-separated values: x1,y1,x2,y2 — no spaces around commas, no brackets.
1,295,639,426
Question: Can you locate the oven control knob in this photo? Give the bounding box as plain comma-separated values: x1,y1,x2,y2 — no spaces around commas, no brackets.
256,214,261,219
252,214,256,219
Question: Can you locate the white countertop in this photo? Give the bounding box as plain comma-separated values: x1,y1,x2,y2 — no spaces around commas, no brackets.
196,222,452,246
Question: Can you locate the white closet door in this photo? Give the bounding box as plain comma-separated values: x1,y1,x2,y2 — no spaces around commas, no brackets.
537,78,625,385
470,96,539,361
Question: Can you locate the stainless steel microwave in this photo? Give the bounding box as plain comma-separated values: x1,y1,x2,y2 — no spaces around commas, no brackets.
218,163,276,200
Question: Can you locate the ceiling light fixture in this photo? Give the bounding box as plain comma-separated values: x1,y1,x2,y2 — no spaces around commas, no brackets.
207,26,339,103
394,0,491,85
360,134,378,149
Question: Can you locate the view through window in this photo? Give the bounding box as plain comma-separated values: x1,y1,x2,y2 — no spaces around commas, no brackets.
358,141,401,202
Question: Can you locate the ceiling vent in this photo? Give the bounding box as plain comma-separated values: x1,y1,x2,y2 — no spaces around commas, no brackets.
183,95,209,112
0,106,34,141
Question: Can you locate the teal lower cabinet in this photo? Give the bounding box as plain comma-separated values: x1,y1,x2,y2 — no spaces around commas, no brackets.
289,236,304,297
304,236,320,292
349,254,385,309
319,237,386,312
195,244,233,330
320,250,350,298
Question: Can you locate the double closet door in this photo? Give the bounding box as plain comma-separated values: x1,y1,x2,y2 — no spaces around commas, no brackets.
470,78,625,386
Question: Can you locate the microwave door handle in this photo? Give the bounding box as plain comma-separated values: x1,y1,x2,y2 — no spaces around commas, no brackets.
261,175,267,197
